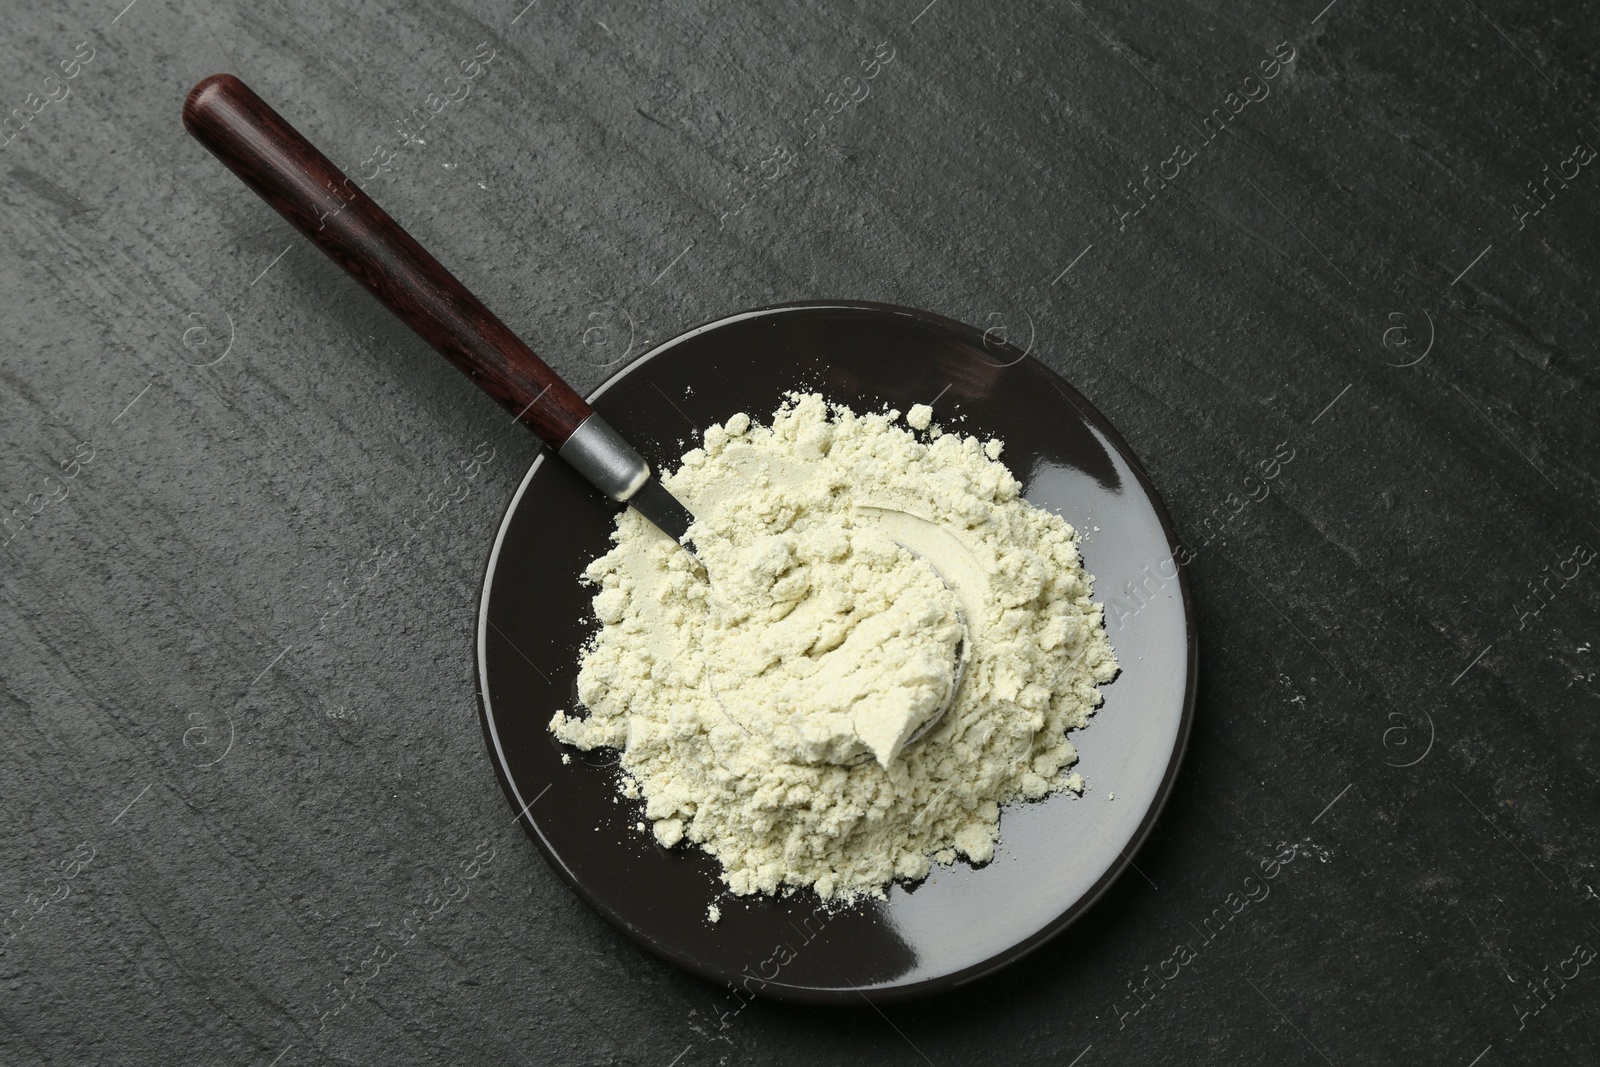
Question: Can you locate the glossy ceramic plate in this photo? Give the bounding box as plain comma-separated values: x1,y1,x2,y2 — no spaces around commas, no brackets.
475,302,1196,1003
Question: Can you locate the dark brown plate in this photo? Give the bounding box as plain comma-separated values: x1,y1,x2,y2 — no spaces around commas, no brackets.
475,302,1196,1003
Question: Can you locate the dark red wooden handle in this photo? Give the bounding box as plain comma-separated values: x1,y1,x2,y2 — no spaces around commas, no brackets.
182,73,591,448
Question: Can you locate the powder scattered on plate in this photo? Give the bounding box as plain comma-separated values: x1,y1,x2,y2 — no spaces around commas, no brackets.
550,394,1118,901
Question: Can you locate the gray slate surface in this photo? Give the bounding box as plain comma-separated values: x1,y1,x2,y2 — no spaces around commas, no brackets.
2,0,1598,1063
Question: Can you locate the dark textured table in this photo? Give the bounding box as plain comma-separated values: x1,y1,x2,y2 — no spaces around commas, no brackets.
2,0,1597,1063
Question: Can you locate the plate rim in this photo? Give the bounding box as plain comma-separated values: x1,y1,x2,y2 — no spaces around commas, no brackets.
474,299,1198,1003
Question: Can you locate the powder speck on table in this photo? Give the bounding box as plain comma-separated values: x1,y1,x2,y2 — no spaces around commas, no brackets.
550,394,1119,901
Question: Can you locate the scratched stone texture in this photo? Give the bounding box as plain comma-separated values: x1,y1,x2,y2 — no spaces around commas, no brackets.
1,0,1598,1063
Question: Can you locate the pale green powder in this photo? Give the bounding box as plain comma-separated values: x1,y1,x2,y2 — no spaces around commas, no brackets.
550,394,1118,901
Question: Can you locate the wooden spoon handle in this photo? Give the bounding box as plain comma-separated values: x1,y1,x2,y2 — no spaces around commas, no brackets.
182,73,592,448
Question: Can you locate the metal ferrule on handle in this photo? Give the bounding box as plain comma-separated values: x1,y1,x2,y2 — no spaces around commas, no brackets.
558,415,651,502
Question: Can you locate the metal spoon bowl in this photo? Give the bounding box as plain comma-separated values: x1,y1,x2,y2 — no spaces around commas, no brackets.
701,540,970,767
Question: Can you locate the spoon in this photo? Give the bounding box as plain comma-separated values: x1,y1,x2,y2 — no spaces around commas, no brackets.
182,74,963,751
181,75,697,551
707,543,970,767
